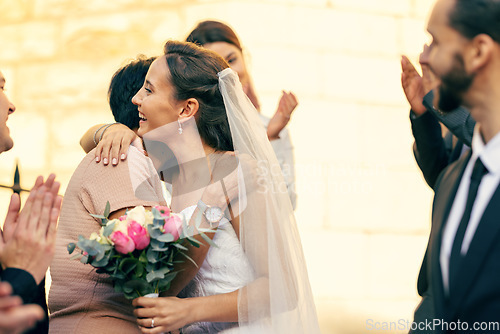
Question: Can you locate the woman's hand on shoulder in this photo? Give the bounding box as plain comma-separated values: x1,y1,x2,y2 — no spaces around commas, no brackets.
267,91,298,140
133,296,192,333
95,124,141,166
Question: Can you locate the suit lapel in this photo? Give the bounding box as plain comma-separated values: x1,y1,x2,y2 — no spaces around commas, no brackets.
449,183,500,315
428,151,472,319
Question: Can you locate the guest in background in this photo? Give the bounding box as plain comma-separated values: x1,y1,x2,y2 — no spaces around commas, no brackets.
186,20,298,209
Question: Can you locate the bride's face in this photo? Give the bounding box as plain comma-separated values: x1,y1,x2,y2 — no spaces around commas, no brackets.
132,56,182,137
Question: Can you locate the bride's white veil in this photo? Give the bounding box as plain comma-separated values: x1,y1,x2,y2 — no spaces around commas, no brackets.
218,68,320,333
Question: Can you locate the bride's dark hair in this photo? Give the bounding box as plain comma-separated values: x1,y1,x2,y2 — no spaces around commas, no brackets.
163,40,234,152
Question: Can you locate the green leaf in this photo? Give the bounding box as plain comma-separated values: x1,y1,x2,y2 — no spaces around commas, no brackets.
146,266,171,283
80,254,89,264
178,252,198,268
90,214,106,220
186,236,202,247
119,258,137,274
157,233,174,243
103,221,116,237
70,253,81,261
200,232,217,247
146,248,159,263
104,201,111,218
173,243,188,251
67,243,76,254
135,262,144,278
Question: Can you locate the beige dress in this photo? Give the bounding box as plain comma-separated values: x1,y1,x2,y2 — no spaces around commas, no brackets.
49,146,166,334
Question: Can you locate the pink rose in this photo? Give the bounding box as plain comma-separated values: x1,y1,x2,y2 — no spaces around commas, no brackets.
110,231,135,254
118,215,127,221
163,214,182,241
156,206,171,217
127,221,150,250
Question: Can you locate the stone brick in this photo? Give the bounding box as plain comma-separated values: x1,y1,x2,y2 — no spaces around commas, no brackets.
366,234,428,299
0,113,48,170
411,0,436,20
358,104,416,166
323,54,406,106
183,2,292,49
323,169,433,233
60,11,181,60
331,0,412,17
15,61,116,116
397,18,431,60
0,22,58,61
287,7,399,56
297,229,369,299
251,48,323,98
0,1,32,23
315,297,420,334
33,0,185,18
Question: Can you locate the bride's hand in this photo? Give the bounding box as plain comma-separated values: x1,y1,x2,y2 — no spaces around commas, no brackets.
94,124,141,166
133,296,192,333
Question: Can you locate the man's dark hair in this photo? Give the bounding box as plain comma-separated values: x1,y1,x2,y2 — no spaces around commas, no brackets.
108,55,156,130
449,0,500,43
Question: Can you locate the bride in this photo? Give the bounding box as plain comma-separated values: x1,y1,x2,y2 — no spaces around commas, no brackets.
95,40,319,333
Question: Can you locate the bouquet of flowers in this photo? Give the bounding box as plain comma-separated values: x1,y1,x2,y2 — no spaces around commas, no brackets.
68,203,213,299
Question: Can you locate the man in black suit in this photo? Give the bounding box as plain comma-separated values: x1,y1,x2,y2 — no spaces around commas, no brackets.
412,0,500,333
0,70,62,333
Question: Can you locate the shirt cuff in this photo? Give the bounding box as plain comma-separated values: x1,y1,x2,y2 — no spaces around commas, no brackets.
1,268,37,303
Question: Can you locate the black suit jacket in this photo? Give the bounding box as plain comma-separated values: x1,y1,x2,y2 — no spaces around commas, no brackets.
414,151,500,333
0,268,48,333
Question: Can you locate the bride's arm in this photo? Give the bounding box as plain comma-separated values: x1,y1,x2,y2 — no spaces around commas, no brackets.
133,290,239,333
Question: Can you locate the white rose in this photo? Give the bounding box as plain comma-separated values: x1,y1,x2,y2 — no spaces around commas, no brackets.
125,206,147,225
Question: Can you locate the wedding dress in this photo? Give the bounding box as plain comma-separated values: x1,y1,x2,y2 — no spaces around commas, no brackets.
178,205,255,333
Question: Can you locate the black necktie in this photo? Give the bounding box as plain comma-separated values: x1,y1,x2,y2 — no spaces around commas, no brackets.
449,157,488,291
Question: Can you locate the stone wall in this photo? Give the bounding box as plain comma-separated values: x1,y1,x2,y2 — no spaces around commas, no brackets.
0,0,437,333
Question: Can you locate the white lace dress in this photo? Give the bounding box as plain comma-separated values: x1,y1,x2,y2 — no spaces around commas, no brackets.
178,206,255,333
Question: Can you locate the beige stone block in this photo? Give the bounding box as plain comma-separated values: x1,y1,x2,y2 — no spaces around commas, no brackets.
315,297,420,334
411,0,436,20
287,8,399,55
15,61,116,115
183,2,291,48
331,0,411,16
33,0,184,18
290,100,362,161
397,18,430,60
366,234,428,299
48,108,116,170
251,48,323,98
358,104,416,166
0,112,48,170
325,168,434,233
60,11,180,60
0,1,32,23
297,229,369,299
0,22,58,61
323,54,405,106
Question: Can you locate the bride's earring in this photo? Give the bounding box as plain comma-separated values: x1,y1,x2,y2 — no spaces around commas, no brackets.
177,118,183,134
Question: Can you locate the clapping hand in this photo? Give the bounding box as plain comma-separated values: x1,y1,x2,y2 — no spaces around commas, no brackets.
401,44,440,116
0,174,62,285
267,91,298,140
0,282,44,334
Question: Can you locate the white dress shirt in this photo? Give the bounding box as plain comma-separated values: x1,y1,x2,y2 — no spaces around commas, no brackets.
440,126,500,295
